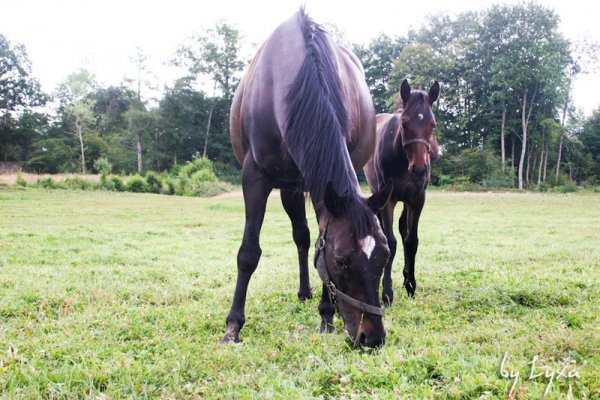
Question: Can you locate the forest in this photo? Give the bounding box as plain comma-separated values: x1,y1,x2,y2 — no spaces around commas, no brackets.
1,2,599,190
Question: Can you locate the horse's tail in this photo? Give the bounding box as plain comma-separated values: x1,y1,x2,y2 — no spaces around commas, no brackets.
284,8,354,202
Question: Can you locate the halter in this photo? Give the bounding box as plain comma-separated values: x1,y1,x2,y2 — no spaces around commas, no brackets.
402,137,431,152
313,218,385,317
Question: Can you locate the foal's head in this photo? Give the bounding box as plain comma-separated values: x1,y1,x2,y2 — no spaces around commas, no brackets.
396,79,440,189
316,182,392,347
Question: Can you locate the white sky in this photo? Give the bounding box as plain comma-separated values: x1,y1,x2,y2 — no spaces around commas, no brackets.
2,0,599,114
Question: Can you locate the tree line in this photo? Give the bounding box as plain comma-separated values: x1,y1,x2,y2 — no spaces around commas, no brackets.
1,2,599,189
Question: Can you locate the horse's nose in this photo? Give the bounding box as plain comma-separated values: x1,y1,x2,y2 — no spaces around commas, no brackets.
410,163,428,178
358,329,386,348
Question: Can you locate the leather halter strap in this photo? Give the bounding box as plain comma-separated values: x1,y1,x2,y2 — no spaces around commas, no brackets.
314,218,385,317
402,137,431,151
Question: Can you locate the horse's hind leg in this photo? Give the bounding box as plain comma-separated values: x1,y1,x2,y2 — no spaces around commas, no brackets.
223,156,272,343
281,189,312,301
380,201,397,307
400,198,424,298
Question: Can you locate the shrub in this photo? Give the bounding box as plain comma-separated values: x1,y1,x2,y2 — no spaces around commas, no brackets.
169,164,182,177
16,171,27,187
93,157,113,176
179,157,214,178
145,171,163,194
560,181,578,193
62,177,96,190
110,176,125,192
537,182,549,192
160,176,176,195
125,175,150,193
36,177,62,189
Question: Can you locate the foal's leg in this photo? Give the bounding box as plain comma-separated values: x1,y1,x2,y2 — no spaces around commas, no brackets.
318,284,335,333
400,197,425,297
380,200,398,307
281,189,312,301
223,156,272,343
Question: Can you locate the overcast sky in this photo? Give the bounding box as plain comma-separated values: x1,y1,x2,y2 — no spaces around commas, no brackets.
2,0,599,114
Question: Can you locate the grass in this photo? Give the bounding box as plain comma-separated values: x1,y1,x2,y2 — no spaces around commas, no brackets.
0,188,598,399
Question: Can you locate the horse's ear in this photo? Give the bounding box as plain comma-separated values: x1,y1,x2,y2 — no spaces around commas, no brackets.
400,79,411,105
324,181,344,217
429,81,440,105
367,180,393,212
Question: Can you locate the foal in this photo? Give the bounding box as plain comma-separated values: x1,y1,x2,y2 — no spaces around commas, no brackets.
365,79,440,305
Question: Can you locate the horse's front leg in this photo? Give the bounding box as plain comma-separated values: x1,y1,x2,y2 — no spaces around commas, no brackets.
223,156,272,343
281,189,312,301
380,200,397,307
318,284,335,333
400,196,424,297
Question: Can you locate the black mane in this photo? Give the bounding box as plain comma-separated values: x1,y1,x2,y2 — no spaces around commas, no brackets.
284,9,371,237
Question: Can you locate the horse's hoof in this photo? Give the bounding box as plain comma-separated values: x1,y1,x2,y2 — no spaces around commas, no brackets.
319,321,335,334
404,280,416,298
298,290,313,302
222,324,241,343
383,293,393,307
221,333,240,343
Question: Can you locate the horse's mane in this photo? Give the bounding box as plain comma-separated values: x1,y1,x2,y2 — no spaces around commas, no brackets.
284,8,371,237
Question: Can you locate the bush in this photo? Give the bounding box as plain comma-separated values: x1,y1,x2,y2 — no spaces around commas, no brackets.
125,175,150,193
62,177,96,190
560,181,578,193
179,157,214,178
36,177,62,189
16,171,27,187
93,157,113,176
537,182,549,192
145,171,163,194
160,176,176,195
110,176,125,192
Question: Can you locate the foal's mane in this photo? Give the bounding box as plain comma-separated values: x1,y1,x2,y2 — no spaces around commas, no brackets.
284,8,371,237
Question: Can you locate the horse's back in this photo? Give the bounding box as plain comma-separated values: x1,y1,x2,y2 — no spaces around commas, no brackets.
230,10,376,180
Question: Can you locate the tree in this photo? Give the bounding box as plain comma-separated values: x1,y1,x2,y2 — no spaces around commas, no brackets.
481,3,570,189
126,109,158,173
56,68,97,173
0,34,47,161
176,21,245,100
353,34,405,112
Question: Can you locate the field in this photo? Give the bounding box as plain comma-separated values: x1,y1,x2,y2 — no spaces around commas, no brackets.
0,188,598,399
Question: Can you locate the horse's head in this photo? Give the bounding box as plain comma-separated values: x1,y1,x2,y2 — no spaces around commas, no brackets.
315,182,392,347
396,79,440,190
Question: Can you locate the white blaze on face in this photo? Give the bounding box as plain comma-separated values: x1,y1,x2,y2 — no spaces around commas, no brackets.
360,235,376,259
418,113,424,121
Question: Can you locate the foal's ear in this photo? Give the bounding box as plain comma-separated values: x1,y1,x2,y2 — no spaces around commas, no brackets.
400,79,411,106
324,181,344,217
367,180,393,212
429,81,440,105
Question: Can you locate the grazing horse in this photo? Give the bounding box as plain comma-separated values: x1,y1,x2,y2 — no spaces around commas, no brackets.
365,79,440,305
224,9,392,347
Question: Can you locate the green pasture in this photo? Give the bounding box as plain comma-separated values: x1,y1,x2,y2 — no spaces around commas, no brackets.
0,188,598,399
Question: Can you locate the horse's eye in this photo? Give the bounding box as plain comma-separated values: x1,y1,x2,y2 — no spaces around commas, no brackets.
401,121,409,130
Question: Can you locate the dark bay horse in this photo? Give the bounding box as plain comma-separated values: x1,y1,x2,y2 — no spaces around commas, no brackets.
225,9,392,347
365,79,440,306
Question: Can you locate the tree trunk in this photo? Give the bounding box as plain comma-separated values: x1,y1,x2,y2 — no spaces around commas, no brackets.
543,147,548,182
511,134,515,170
203,104,214,158
76,116,86,174
518,86,537,190
518,93,528,190
537,147,544,185
501,105,507,173
526,144,533,185
555,134,564,184
136,133,143,173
